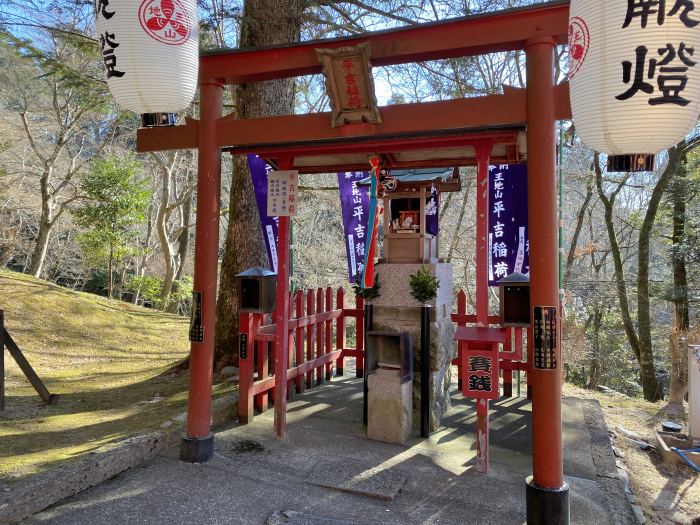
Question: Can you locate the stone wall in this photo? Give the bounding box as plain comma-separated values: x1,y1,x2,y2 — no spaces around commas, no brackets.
370,263,455,432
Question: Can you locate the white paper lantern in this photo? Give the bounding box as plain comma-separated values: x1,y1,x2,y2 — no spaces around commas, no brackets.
569,1,700,156
95,0,198,120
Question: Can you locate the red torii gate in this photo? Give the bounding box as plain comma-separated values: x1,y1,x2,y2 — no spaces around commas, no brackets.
137,1,573,522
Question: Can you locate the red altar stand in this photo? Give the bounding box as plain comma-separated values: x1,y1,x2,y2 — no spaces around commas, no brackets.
454,325,506,474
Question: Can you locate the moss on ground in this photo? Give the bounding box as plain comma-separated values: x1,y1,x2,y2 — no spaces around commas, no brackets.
0,269,232,481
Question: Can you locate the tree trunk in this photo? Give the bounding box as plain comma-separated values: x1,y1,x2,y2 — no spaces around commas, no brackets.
564,176,593,283
108,240,114,299
156,163,176,308
636,145,680,401
669,157,690,406
587,304,603,390
174,189,193,282
214,0,306,371
28,199,53,278
594,148,677,403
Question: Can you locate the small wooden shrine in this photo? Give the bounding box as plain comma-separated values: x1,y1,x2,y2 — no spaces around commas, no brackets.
360,167,461,264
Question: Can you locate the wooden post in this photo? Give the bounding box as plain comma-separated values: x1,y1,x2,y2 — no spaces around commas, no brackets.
0,310,5,412
325,287,333,380
475,143,491,327
420,304,431,438
419,185,426,261
3,329,58,405
316,287,324,386
476,397,489,473
238,312,258,424
255,340,269,413
181,79,223,463
503,329,513,398
525,35,569,523
295,290,305,393
274,214,291,439
336,288,346,376
306,289,315,389
355,295,365,378
287,291,295,402
457,290,467,391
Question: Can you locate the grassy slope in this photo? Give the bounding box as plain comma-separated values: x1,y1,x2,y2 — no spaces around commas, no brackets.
0,269,229,481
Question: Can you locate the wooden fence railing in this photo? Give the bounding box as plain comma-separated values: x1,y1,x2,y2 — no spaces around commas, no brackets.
238,287,364,424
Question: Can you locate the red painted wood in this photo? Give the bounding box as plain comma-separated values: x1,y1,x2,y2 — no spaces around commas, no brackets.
475,144,491,327
500,360,529,371
238,312,256,424
340,348,364,358
325,287,333,380
526,36,563,489
287,291,295,401
306,289,315,389
255,340,269,413
336,288,346,376
295,290,304,394
197,2,568,84
316,288,324,386
251,350,344,395
476,398,489,473
273,214,291,439
451,314,501,325
454,326,507,344
185,81,223,440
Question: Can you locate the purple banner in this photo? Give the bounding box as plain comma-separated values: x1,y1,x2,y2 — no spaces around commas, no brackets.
338,171,370,282
488,164,528,285
248,154,279,273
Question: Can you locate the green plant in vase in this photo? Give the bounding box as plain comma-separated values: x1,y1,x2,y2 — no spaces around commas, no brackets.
409,265,439,305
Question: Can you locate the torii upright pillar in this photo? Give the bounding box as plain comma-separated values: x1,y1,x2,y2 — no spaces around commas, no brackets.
180,79,224,463
524,37,569,524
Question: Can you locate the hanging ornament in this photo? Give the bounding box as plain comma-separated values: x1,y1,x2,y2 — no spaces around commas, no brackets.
568,1,700,171
360,157,381,289
95,0,199,127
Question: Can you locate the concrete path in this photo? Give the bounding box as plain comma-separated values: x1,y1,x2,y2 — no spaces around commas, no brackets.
22,373,634,525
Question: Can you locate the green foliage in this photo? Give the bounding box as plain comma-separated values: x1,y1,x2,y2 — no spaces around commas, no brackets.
409,265,439,304
73,155,149,258
352,273,381,302
73,155,149,295
125,275,193,312
125,275,163,305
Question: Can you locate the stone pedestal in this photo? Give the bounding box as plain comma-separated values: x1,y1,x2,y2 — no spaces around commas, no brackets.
371,263,455,432
367,368,412,444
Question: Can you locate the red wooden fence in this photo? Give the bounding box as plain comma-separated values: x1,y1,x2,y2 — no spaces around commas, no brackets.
238,287,364,425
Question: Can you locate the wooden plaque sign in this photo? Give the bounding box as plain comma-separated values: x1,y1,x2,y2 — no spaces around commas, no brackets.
267,170,298,217
533,305,557,370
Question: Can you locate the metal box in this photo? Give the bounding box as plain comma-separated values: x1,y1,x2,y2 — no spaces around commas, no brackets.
498,272,530,327
236,267,277,313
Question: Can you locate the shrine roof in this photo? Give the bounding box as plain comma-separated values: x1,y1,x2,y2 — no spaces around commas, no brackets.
357,167,460,191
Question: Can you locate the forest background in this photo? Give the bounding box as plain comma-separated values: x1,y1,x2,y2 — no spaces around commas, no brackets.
0,0,698,407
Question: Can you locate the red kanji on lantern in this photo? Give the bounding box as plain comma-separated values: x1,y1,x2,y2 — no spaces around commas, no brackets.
139,0,192,46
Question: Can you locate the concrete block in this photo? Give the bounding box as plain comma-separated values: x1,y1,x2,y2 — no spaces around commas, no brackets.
367,368,412,444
